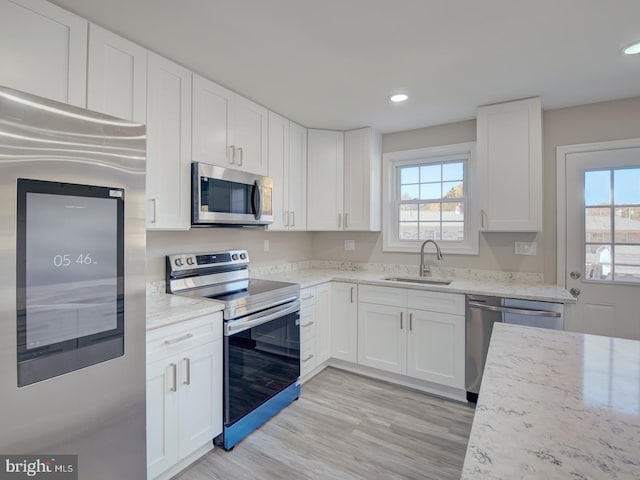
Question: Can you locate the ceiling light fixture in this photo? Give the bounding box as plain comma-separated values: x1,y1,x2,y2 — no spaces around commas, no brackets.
623,41,640,55
390,93,408,103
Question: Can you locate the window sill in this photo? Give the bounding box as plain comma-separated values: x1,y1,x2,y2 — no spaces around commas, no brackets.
382,240,479,255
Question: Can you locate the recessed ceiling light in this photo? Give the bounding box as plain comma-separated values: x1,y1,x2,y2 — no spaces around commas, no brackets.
390,93,408,103
623,41,640,55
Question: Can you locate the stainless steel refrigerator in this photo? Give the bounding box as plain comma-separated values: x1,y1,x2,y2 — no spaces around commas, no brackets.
0,85,147,479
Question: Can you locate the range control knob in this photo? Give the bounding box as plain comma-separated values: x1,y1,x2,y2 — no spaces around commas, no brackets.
231,254,239,260
174,258,184,267
240,253,247,260
186,257,194,265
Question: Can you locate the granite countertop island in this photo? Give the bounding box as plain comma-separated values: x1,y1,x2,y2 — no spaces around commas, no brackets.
461,323,640,479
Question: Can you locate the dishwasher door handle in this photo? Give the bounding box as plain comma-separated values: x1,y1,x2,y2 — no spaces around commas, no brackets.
467,302,561,318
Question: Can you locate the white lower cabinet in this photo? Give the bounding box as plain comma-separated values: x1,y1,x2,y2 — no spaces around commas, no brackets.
146,314,223,480
300,283,331,379
331,282,358,363
357,285,465,389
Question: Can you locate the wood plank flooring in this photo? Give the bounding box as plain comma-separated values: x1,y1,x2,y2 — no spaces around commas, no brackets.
172,367,474,480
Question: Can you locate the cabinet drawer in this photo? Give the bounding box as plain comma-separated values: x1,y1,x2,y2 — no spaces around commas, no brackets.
300,287,317,305
300,338,316,376
358,285,407,307
147,313,222,362
407,290,464,315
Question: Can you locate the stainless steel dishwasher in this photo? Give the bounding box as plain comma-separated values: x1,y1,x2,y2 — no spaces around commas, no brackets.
465,295,564,403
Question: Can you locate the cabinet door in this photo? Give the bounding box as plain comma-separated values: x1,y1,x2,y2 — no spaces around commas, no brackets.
267,111,289,230
146,52,192,230
358,303,407,375
406,309,465,389
331,282,357,363
146,358,179,479
230,94,268,175
477,97,542,231
307,129,344,230
314,283,331,364
0,0,87,106
344,128,381,231
192,74,233,168
177,339,223,458
87,24,147,122
287,121,308,231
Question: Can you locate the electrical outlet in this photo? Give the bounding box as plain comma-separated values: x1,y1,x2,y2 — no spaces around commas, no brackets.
514,241,537,256
344,240,355,251
263,239,270,252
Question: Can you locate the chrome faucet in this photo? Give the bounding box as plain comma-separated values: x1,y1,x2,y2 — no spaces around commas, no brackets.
420,239,444,276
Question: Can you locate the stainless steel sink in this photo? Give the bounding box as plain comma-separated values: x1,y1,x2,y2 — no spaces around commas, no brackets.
383,276,452,286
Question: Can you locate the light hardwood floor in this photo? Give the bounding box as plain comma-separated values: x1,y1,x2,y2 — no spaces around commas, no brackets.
173,368,474,480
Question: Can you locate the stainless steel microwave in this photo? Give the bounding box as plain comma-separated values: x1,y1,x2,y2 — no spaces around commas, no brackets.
191,162,273,226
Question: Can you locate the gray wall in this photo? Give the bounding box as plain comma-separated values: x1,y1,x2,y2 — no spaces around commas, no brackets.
146,96,640,284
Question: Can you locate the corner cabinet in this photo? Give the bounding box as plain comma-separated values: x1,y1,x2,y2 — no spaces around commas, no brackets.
307,128,381,231
267,112,307,231
0,0,87,107
146,52,192,230
87,24,147,123
477,97,542,231
192,74,268,176
146,314,223,480
331,282,358,363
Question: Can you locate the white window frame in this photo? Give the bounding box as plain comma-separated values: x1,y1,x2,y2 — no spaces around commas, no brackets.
382,142,479,255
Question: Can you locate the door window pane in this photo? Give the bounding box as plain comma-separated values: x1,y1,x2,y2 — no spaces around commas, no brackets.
614,245,640,282
585,207,611,243
614,168,640,205
586,245,611,280
585,170,611,206
614,208,640,243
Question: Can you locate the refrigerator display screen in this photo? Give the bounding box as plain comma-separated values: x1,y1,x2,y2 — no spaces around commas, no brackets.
16,178,125,386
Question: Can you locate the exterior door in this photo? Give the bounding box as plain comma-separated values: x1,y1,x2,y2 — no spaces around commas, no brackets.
563,144,640,339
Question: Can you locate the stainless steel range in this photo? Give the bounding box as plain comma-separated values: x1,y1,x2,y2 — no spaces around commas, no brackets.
166,250,301,450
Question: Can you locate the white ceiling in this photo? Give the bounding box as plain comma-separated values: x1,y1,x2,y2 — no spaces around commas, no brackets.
52,0,640,133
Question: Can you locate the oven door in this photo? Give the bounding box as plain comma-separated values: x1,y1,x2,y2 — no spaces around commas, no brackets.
192,162,273,226
223,301,300,426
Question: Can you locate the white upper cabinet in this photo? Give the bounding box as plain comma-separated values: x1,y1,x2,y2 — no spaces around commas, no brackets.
0,0,87,106
192,74,232,167
344,127,382,231
307,129,345,230
146,52,192,230
230,94,268,175
192,74,268,175
477,97,542,231
307,127,381,231
267,112,307,231
87,24,147,123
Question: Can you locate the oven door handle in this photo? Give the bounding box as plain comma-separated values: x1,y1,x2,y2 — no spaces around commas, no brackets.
225,301,300,336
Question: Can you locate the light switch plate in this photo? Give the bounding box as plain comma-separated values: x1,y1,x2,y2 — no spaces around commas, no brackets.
515,241,537,256
344,240,355,251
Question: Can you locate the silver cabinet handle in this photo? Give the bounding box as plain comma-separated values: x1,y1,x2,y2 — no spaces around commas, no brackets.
164,333,193,345
400,311,404,329
237,147,243,166
302,321,315,328
183,357,191,385
344,213,349,228
338,213,342,229
480,209,486,228
148,198,157,223
302,294,314,300
350,286,355,303
302,354,315,363
169,363,177,392
284,210,289,226
467,302,562,317
290,211,295,227
228,145,236,165
409,313,413,331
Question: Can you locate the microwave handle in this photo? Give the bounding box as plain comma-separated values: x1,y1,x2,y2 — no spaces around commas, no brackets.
251,180,263,219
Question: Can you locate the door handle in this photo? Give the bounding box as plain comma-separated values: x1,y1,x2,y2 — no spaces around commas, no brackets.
183,357,191,385
338,213,342,229
284,210,289,226
409,313,413,331
228,145,236,165
344,213,349,229
290,211,295,227
237,147,244,166
169,363,177,392
400,312,403,329
350,286,355,303
570,287,581,298
570,271,581,279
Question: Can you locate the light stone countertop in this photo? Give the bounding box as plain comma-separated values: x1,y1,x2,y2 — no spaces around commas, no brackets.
146,292,224,331
252,268,576,304
461,323,640,480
